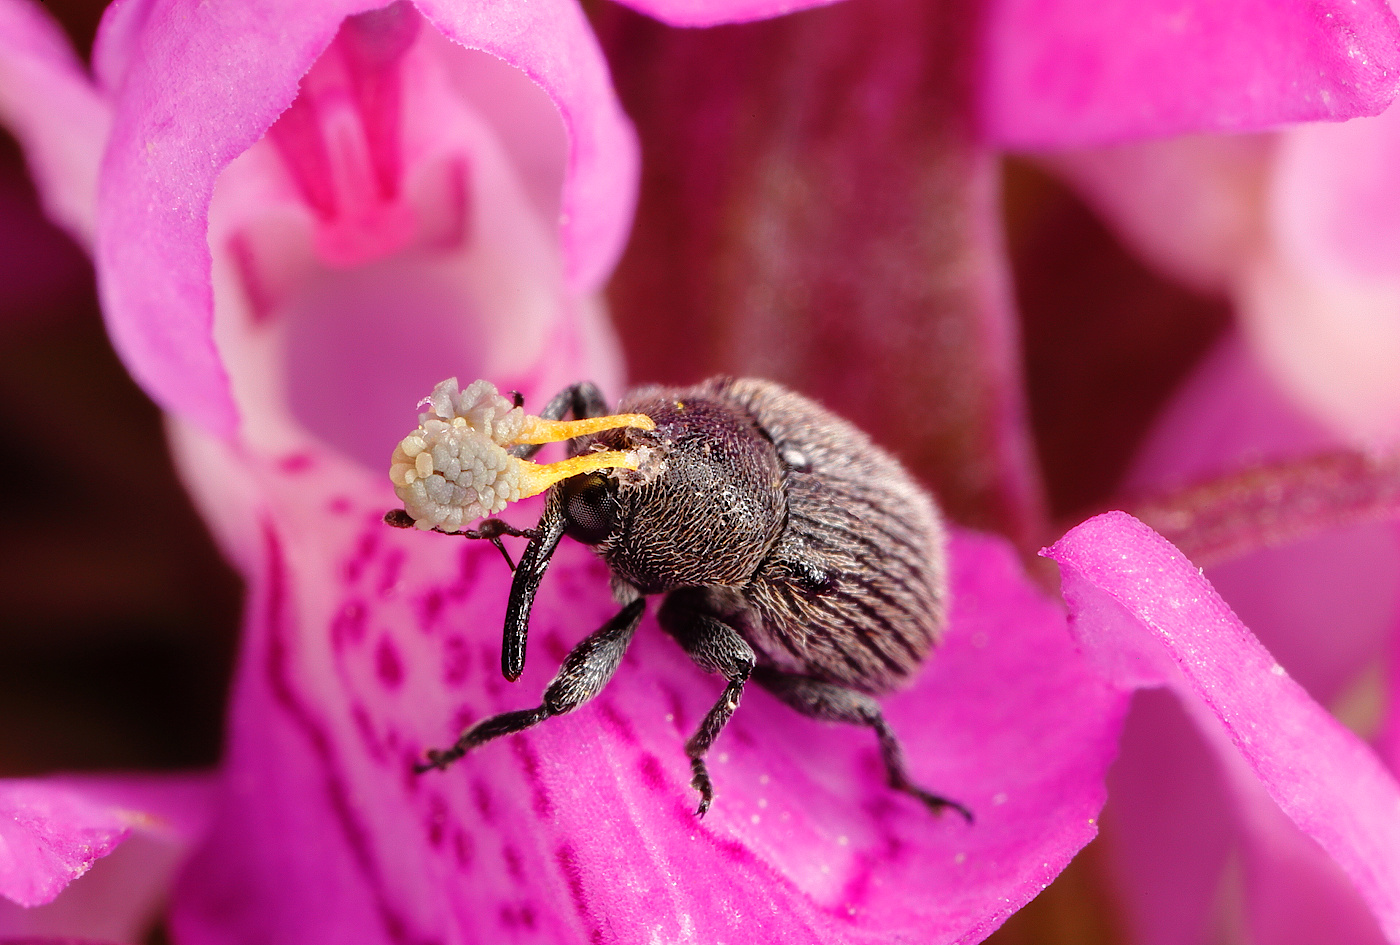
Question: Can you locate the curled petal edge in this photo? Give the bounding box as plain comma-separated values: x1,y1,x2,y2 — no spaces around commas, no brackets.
0,774,214,909
1045,510,1400,941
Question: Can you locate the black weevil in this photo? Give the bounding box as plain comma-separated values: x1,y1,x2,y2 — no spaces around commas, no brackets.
386,376,971,822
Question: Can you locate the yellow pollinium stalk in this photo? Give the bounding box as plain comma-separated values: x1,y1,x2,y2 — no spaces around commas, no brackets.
515,413,657,445
389,378,654,532
515,449,643,496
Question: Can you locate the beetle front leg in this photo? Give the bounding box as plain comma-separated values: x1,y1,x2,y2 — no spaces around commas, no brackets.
417,598,645,772
659,592,757,817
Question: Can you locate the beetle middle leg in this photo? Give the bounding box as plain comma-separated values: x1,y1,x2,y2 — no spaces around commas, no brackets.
753,666,973,823
659,591,757,817
416,598,646,773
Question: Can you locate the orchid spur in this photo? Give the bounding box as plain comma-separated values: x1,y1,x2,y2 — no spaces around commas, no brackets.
1,0,1400,943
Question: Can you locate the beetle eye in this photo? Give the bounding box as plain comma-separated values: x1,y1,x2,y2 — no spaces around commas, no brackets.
561,473,619,545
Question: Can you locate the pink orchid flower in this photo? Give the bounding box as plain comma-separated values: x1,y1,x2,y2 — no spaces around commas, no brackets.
2,1,1400,944
999,18,1400,935
1043,57,1400,450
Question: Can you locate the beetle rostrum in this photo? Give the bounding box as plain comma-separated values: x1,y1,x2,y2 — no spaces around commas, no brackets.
389,376,971,822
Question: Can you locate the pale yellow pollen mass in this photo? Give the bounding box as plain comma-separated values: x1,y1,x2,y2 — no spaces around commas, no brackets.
389,378,653,532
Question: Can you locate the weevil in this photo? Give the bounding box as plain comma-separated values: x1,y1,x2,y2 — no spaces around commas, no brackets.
387,376,971,821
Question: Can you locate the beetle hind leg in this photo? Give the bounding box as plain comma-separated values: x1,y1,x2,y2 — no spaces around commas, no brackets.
659,592,758,817
416,598,645,773
753,667,973,823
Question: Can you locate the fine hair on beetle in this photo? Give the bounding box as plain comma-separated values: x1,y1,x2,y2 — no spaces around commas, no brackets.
386,375,971,822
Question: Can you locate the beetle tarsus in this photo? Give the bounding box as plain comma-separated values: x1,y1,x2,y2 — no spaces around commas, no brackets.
903,786,974,824
413,746,464,774
752,666,972,824
690,759,714,817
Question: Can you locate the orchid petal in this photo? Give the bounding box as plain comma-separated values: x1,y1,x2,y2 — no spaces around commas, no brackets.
94,0,636,438
1230,108,1400,447
1123,334,1333,495
1043,134,1272,296
0,828,194,943
1047,512,1400,941
0,0,110,248
1098,335,1400,945
601,0,1046,547
610,0,843,28
1102,689,1237,945
0,775,212,909
983,0,1400,148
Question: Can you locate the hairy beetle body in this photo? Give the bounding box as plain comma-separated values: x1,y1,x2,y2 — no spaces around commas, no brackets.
400,376,969,822
594,377,946,695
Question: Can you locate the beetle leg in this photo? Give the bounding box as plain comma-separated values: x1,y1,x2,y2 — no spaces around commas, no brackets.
500,491,568,681
416,598,646,773
752,667,973,823
659,593,757,817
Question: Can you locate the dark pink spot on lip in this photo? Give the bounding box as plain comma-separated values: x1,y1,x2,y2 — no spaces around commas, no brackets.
376,636,404,689
417,588,446,631
345,530,380,584
424,794,448,848
637,753,667,792
543,631,568,664
279,452,316,473
555,844,604,945
658,682,690,731
598,700,638,746
448,544,485,598
331,601,368,651
499,902,538,931
452,828,474,871
450,704,477,736
377,548,406,596
502,843,524,881
511,737,553,817
472,780,494,822
352,702,386,764
442,635,470,686
327,495,354,515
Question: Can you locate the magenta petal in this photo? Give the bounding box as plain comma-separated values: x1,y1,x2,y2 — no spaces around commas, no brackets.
0,0,110,247
95,0,636,437
0,776,212,909
1103,690,1236,945
609,0,842,27
1047,512,1400,939
983,0,1400,147
412,0,636,291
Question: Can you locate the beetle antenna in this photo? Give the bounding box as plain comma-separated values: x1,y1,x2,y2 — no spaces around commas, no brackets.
501,491,567,681
384,510,536,572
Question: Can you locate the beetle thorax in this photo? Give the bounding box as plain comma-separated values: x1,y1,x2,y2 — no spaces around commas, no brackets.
592,392,786,594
